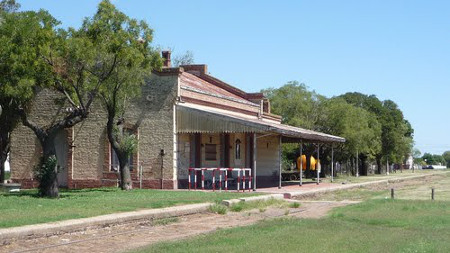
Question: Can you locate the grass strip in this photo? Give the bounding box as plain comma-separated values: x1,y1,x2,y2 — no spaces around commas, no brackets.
136,199,450,253
0,188,260,228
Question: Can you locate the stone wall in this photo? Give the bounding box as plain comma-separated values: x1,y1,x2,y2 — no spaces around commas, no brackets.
10,73,179,189
130,74,178,188
10,88,72,187
255,134,280,188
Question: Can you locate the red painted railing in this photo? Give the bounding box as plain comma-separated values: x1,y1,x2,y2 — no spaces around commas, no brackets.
188,168,252,192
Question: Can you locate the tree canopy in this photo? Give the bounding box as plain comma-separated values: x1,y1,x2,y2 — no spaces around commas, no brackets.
264,82,414,174
1,0,161,197
442,151,450,168
263,81,325,130
91,0,162,190
0,2,55,182
422,153,446,166
173,50,194,67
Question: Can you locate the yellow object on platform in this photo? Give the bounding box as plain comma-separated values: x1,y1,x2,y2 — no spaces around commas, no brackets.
310,156,317,171
296,155,320,171
296,155,306,171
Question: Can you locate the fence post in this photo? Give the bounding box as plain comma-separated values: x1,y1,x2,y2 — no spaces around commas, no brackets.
188,168,191,191
212,169,216,192
248,169,252,192
432,188,435,200
237,169,240,192
391,188,394,199
194,169,197,190
201,169,205,190
225,169,228,191
219,170,222,192
242,169,246,192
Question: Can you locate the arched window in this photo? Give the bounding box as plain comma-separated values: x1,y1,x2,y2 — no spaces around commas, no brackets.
235,139,241,160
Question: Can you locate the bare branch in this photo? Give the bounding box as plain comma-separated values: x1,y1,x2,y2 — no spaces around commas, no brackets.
62,89,77,107
19,108,46,143
73,64,85,109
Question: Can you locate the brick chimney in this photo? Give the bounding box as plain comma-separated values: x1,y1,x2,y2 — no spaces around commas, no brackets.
162,51,171,68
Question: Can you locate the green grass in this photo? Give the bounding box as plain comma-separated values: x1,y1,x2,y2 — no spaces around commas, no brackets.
304,187,387,201
229,198,288,212
288,202,300,208
153,217,179,226
0,188,260,228
135,199,450,253
208,203,228,214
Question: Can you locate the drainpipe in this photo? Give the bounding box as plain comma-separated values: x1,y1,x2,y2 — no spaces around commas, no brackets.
160,148,165,189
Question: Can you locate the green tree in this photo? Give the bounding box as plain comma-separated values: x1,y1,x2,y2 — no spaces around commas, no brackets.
14,0,145,197
381,100,414,164
422,153,445,165
320,97,381,175
443,151,450,168
0,0,18,13
173,50,194,67
263,81,326,173
263,81,325,130
412,148,422,164
89,0,162,190
339,93,413,173
0,1,51,183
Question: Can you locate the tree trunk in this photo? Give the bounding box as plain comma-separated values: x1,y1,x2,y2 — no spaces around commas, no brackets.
106,110,133,191
360,155,368,176
0,143,8,183
376,156,382,174
0,127,12,183
0,162,5,183
118,152,132,190
39,137,59,198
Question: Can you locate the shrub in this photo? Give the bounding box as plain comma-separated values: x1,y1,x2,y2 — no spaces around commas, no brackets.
209,204,227,215
289,202,300,208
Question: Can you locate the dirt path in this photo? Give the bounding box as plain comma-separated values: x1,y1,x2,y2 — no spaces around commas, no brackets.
1,201,353,253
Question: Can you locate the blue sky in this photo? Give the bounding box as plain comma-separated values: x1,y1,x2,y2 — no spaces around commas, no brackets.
20,0,450,155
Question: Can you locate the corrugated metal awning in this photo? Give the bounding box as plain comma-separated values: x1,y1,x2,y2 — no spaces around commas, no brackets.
176,103,345,143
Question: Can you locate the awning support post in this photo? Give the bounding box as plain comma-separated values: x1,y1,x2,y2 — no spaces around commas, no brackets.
278,135,282,189
331,145,334,183
317,144,320,185
299,143,303,186
253,133,257,191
